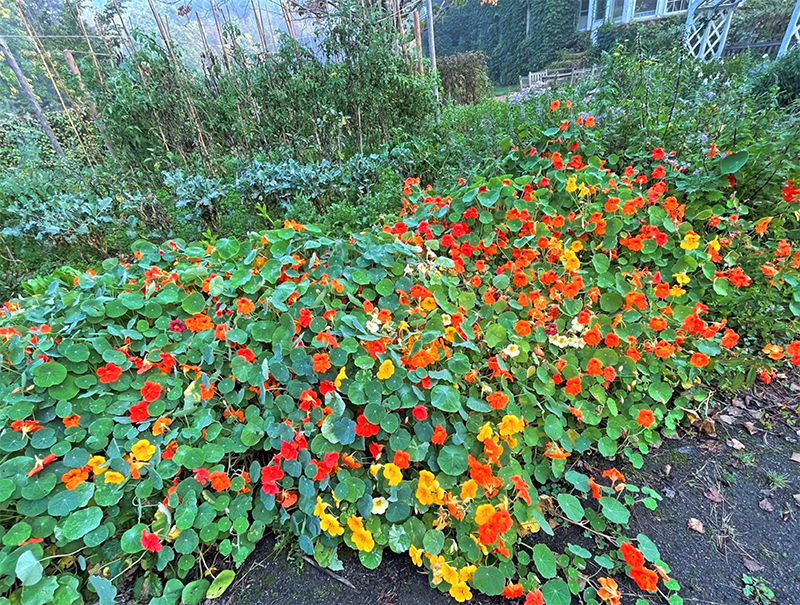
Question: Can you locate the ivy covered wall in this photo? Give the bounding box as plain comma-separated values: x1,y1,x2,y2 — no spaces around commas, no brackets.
425,0,584,85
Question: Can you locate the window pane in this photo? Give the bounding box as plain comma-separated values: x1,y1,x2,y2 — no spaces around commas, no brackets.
634,0,657,17
666,0,690,12
595,0,607,20
578,0,590,29
612,0,624,21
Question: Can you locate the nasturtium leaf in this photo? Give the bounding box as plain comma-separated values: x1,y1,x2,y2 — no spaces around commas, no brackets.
556,493,585,522
15,551,42,586
422,529,444,555
181,292,206,315
636,533,661,562
206,570,235,599
599,292,623,313
437,445,468,476
648,381,672,404
472,566,505,596
89,576,117,605
720,150,748,174
599,497,630,524
430,385,461,413
532,543,557,579
541,578,571,605
181,579,210,605
32,362,67,387
61,506,103,542
359,547,383,569
388,525,411,553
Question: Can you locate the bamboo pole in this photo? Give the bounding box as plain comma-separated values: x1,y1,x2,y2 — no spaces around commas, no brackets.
64,50,117,161
262,0,278,52
251,0,268,52
212,3,232,73
147,0,211,163
256,0,278,52
71,1,104,87
0,35,64,157
413,10,424,75
15,1,94,167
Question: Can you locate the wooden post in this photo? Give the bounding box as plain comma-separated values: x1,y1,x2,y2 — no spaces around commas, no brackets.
0,35,64,157
64,50,117,161
413,10,424,74
526,3,531,36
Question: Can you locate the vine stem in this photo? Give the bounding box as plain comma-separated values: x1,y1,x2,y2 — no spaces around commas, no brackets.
553,513,616,543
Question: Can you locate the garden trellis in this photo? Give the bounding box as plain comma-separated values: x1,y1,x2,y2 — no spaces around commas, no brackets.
684,0,800,60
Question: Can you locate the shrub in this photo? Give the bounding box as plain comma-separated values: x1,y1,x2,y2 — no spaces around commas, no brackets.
439,52,492,105
751,46,800,106
1,107,799,605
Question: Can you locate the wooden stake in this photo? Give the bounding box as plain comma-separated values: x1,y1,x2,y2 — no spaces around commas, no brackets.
413,10,424,75
71,1,104,87
65,50,117,161
147,0,211,162
251,0,268,52
15,1,93,166
262,0,278,52
0,35,64,157
212,3,232,73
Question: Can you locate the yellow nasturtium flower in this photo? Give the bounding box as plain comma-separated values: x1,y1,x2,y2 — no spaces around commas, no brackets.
421,296,437,311
673,272,691,286
449,581,473,602
441,563,459,586
131,439,155,462
459,565,477,582
382,462,403,486
346,516,374,552
460,479,478,501
565,176,577,193
499,414,524,436
409,544,423,566
104,471,125,484
474,503,496,525
87,455,107,474
416,470,444,506
376,359,394,380
476,422,493,442
680,231,700,250
320,514,344,536
334,366,347,388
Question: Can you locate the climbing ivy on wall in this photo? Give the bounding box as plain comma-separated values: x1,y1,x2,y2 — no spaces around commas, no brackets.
426,0,583,85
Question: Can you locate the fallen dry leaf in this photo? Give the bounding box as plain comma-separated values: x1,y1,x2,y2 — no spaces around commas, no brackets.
743,557,764,572
726,438,745,451
791,452,800,464
699,440,724,453
703,486,724,503
758,498,774,512
663,464,672,477
743,422,757,435
687,518,705,533
793,494,800,507
719,414,737,425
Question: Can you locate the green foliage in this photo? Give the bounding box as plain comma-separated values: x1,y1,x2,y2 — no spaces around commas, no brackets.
92,3,436,172
430,0,583,84
751,46,800,106
438,51,492,104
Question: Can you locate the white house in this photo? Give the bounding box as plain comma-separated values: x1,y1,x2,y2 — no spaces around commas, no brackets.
577,0,692,31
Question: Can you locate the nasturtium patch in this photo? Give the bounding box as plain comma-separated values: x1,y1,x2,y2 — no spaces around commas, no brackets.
0,115,797,605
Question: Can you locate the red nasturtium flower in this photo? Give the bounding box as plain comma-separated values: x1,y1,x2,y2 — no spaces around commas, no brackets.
141,529,162,553
629,566,659,592
129,401,150,423
620,542,645,567
97,362,122,383
636,409,655,428
140,381,163,402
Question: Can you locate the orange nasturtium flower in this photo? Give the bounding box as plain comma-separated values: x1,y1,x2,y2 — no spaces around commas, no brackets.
596,577,621,605
62,467,89,490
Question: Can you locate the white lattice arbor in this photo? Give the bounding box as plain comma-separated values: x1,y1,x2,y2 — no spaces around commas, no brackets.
684,0,742,60
778,0,800,56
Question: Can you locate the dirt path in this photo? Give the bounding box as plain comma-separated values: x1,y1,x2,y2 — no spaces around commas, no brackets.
224,375,800,605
